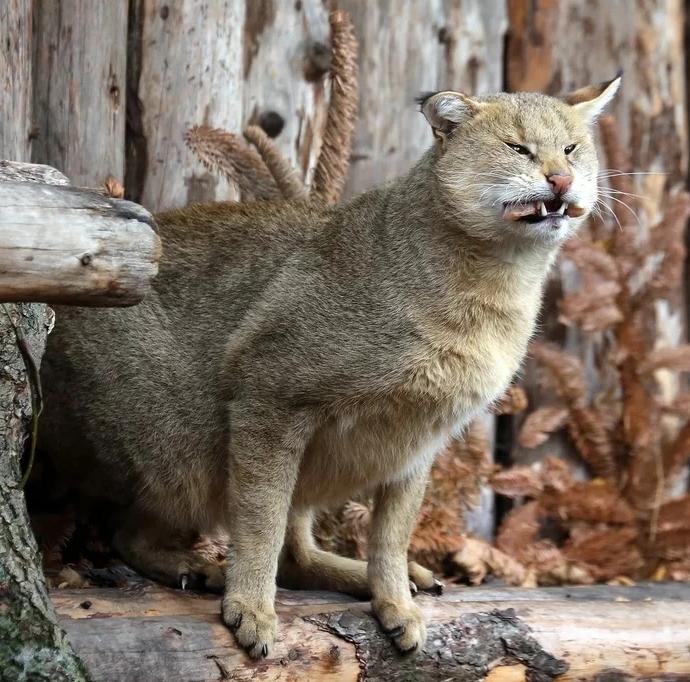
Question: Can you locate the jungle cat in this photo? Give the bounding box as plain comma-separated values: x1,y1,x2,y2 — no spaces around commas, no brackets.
40,76,620,658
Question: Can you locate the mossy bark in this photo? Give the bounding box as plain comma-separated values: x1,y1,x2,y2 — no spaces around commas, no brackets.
0,303,90,682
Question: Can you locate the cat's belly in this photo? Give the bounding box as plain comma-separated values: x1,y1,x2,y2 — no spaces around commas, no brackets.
292,400,471,508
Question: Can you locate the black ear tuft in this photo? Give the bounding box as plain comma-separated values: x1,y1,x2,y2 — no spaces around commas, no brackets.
415,91,438,109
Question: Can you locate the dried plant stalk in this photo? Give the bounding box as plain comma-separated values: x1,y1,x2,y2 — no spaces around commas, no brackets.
184,125,279,201
518,406,569,448
243,125,308,200
311,10,359,204
491,384,528,415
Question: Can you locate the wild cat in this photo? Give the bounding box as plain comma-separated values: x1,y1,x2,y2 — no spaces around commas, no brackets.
40,76,620,658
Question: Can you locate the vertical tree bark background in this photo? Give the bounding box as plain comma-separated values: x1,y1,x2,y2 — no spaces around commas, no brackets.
31,0,128,187
0,3,88,671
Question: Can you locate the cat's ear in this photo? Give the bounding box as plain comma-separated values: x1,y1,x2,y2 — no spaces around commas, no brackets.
563,73,622,124
418,91,484,142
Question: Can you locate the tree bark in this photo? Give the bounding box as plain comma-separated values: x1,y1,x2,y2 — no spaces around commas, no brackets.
0,164,89,680
0,162,160,306
51,583,690,681
31,0,128,187
242,0,331,182
0,0,32,162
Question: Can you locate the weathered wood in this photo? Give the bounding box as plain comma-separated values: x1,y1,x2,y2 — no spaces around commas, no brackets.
0,161,160,306
51,583,690,681
126,0,246,211
338,0,506,197
242,0,331,182
31,0,128,187
0,0,32,161
0,159,90,680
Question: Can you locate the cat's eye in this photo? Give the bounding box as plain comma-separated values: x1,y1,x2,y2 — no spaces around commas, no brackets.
506,143,532,157
564,144,577,155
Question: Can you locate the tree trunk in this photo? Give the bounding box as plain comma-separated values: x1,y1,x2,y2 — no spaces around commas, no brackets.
51,583,690,681
0,0,32,162
31,0,128,187
505,0,688,473
0,158,90,677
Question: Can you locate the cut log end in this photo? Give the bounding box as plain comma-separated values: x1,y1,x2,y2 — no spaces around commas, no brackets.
0,161,161,307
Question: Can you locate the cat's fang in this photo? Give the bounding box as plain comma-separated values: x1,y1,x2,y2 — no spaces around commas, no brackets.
558,202,568,215
539,201,547,217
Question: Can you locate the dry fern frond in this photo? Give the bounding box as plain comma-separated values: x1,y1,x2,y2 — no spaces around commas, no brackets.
490,465,543,499
103,176,124,199
531,343,616,479
662,418,690,485
561,237,619,281
491,384,528,414
531,342,588,408
540,480,635,525
639,345,690,374
563,526,643,581
518,406,569,448
451,537,536,587
311,10,358,203
496,500,541,559
634,193,690,309
184,125,279,200
660,392,690,417
541,456,574,492
243,125,308,200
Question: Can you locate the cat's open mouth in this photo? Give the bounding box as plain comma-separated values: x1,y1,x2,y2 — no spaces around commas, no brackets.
502,200,585,224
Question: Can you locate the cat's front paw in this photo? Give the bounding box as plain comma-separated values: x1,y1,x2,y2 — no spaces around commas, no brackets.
373,598,427,654
222,592,277,659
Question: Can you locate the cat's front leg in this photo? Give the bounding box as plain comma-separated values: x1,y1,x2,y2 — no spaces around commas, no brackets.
368,463,434,654
222,400,310,659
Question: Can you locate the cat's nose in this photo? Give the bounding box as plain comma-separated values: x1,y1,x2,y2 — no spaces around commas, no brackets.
547,172,573,196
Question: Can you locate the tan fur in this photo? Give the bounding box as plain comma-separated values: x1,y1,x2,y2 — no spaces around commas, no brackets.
40,79,619,658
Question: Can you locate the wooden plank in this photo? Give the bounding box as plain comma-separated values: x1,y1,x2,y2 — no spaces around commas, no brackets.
31,0,128,186
52,583,690,681
0,0,32,161
0,162,160,306
126,0,246,211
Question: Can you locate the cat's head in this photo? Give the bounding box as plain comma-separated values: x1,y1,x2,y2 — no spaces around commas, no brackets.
420,75,621,246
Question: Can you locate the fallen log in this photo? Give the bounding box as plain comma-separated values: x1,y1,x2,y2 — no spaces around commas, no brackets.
0,161,160,306
51,582,690,681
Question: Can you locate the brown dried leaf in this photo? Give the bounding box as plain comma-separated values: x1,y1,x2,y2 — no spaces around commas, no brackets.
640,345,690,374
491,384,528,415
490,466,543,498
540,480,635,525
518,406,569,448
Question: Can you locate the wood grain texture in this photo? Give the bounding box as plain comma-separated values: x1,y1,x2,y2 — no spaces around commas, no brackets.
0,162,160,306
338,0,507,197
51,583,690,681
243,0,331,183
0,0,32,161
126,0,245,211
31,0,128,187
